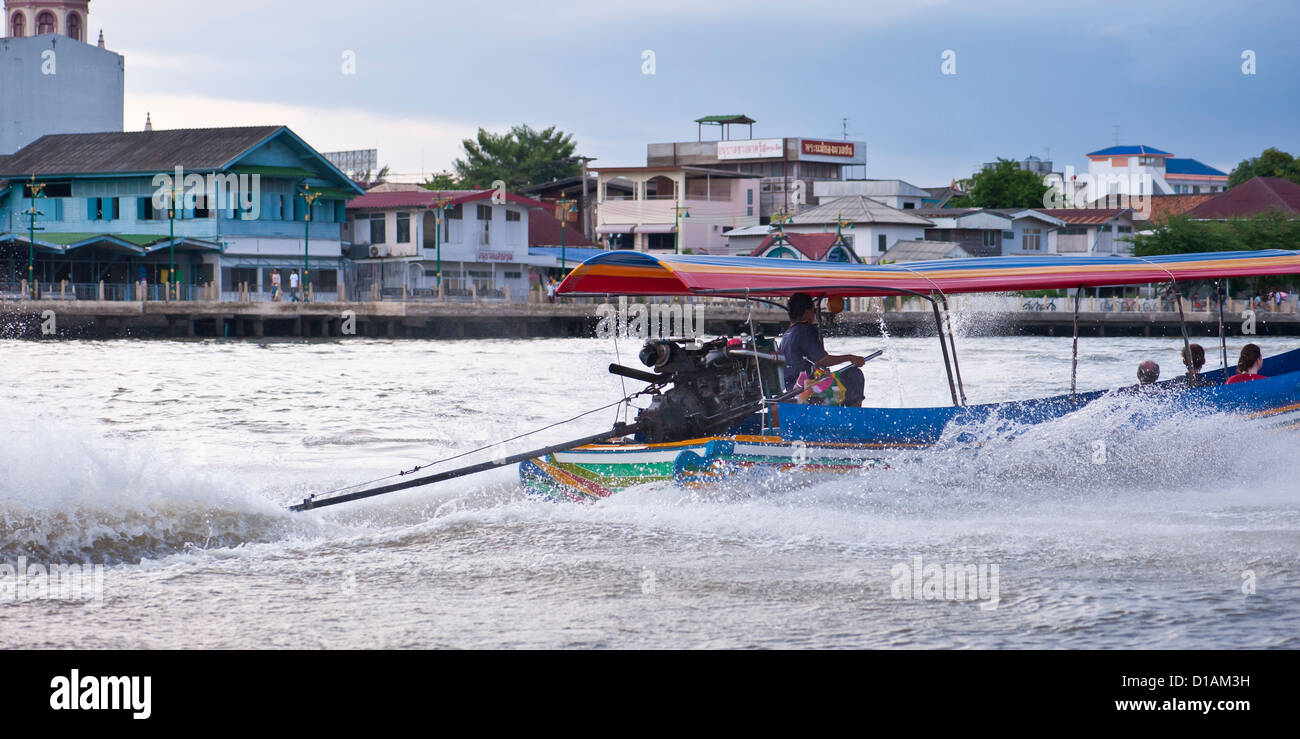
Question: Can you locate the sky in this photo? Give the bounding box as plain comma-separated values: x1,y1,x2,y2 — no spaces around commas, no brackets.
93,0,1300,186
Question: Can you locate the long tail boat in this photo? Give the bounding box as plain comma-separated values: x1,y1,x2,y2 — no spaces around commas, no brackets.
519,249,1300,502
289,249,1300,513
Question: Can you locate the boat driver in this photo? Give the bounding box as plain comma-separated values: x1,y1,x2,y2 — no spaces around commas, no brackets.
780,292,867,407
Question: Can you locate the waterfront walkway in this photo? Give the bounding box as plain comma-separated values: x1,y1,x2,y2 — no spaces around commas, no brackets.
3,296,1297,339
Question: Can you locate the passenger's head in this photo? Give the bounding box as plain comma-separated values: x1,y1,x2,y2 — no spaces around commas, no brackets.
1137,360,1160,385
787,292,815,322
1182,343,1206,372
1237,343,1263,374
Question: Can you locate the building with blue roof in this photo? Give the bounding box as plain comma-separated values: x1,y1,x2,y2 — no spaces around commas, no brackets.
1084,144,1228,198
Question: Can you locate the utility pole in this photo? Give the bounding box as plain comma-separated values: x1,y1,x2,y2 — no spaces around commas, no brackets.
432,195,452,291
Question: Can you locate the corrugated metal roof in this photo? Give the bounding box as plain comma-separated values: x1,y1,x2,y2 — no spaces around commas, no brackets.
1165,158,1228,177
883,240,971,262
1036,208,1132,225
1185,177,1300,219
791,195,932,226
0,126,284,176
1086,145,1173,158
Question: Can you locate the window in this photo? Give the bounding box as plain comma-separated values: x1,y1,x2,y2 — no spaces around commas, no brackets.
878,234,886,253
1116,225,1133,233
369,213,386,243
137,197,164,221
902,202,915,209
505,210,521,222
87,197,120,221
10,11,24,37
36,10,55,34
747,189,753,205
1002,231,1015,240
982,231,997,247
1022,228,1042,251
747,206,753,217
396,212,410,243
443,203,462,242
477,204,491,245
67,12,81,41
279,195,287,220
1059,226,1087,236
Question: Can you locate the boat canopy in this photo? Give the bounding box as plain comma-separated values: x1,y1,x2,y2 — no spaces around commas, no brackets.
556,250,1300,298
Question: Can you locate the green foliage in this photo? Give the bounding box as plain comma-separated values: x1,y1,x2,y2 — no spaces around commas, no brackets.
452,125,581,190
949,158,1049,209
1131,213,1300,294
1227,147,1300,187
421,171,459,190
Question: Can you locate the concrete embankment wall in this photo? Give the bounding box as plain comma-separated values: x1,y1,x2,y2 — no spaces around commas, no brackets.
2,299,1297,340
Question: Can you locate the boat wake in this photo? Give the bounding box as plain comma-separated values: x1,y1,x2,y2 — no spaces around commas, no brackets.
0,412,323,564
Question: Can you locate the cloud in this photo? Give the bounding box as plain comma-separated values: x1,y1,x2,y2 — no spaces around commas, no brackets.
125,93,504,181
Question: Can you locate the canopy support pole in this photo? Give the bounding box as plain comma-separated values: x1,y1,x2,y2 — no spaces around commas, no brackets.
937,293,967,406
1168,281,1194,378
930,299,960,406
691,283,961,407
1217,279,1229,375
1070,284,1083,398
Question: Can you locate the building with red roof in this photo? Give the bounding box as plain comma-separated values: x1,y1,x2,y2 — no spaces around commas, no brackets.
748,232,857,262
1183,176,1300,220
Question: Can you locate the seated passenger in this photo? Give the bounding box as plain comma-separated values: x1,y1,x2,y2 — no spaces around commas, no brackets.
1168,343,1213,388
1119,360,1160,394
1226,343,1267,384
780,292,866,407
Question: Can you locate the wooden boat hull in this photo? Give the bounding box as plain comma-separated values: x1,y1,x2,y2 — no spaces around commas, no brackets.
521,349,1300,502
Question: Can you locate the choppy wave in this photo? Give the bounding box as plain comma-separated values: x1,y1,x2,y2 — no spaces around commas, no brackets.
0,411,324,564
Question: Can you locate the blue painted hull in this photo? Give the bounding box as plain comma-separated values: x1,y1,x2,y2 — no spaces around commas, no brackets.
774,348,1300,445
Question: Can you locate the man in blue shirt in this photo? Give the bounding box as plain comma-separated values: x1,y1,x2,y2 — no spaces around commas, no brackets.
780,292,867,406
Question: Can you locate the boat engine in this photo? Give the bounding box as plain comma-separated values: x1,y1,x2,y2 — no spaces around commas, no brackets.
608,336,780,443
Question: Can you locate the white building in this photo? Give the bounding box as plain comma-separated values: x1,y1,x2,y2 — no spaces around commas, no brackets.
345,189,553,299
1071,145,1230,201
812,179,929,210
1,0,123,155
785,195,932,263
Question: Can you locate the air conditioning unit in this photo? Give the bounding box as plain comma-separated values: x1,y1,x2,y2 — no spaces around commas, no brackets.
369,245,388,258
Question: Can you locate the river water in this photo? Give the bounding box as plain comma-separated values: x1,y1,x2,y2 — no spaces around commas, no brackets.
2,331,1298,648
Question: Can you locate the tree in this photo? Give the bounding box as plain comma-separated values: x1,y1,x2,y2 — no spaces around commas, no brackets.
949,158,1049,209
1130,213,1300,295
351,164,390,185
1227,147,1300,187
452,125,581,190
421,171,460,190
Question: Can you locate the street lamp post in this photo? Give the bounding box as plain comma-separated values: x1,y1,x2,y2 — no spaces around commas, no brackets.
166,183,184,300
556,197,577,274
673,201,691,254
432,196,451,291
299,186,322,303
25,175,46,299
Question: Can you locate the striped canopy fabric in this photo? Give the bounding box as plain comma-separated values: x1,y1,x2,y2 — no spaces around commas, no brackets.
556,250,1300,298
